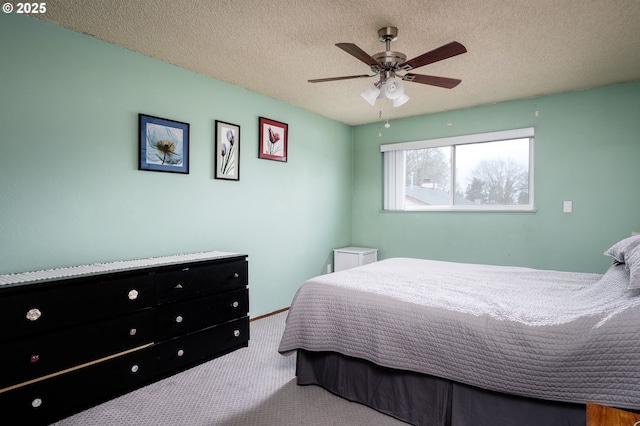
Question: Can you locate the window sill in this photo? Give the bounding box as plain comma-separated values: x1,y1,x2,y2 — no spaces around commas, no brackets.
381,207,538,214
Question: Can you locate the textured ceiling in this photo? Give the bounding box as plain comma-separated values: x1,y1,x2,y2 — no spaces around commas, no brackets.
32,0,640,125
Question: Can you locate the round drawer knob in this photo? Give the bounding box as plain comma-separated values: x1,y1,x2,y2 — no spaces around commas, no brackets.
127,289,139,300
31,398,42,408
129,328,137,336
233,329,240,337
233,273,239,278
26,308,42,321
232,301,239,308
30,354,40,363
177,349,184,357
175,315,183,323
131,364,139,373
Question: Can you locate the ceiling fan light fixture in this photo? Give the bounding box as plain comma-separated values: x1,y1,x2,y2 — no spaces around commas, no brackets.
393,93,410,107
384,78,404,100
360,84,381,106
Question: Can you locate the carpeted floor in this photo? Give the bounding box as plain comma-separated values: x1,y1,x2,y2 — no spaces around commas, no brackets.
53,312,406,425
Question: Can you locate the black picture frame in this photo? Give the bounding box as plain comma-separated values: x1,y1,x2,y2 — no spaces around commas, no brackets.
214,120,240,181
139,113,189,174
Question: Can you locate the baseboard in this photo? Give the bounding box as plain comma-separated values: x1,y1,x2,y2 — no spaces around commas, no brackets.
251,307,289,322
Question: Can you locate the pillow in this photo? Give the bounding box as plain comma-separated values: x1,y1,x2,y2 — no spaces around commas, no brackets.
625,243,640,290
604,235,640,264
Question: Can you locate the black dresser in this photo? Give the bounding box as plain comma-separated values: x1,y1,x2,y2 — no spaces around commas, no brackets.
0,251,249,425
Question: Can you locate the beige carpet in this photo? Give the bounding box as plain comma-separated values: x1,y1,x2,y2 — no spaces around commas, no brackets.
52,312,406,425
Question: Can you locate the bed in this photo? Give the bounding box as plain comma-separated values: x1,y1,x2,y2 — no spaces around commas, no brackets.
278,235,640,426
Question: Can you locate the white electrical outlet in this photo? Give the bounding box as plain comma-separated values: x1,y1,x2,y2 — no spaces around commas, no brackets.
563,201,572,213
326,264,332,274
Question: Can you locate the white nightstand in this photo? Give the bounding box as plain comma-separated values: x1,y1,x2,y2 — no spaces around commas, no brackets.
333,247,378,272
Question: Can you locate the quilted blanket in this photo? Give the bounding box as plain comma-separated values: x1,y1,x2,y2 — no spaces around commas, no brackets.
278,258,640,409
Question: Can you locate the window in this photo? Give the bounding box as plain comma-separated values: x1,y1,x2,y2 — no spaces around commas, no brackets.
382,128,534,211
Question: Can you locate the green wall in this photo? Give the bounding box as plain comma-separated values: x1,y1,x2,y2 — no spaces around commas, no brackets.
352,81,640,273
0,14,353,316
2,14,638,318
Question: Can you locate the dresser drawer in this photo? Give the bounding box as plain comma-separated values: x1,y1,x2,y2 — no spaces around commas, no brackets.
156,316,249,375
156,258,247,304
0,272,155,342
156,288,249,340
0,309,155,390
0,345,157,426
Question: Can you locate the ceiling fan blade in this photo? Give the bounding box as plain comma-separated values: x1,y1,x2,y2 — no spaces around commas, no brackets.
336,43,379,67
398,41,467,71
308,74,374,83
402,73,462,89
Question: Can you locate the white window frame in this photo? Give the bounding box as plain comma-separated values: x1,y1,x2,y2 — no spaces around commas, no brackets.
381,128,535,212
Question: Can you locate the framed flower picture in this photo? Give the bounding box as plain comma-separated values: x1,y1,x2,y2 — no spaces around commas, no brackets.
258,117,288,162
214,120,240,181
139,114,189,174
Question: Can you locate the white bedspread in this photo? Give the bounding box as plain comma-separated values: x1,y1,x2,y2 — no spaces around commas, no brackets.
279,258,640,409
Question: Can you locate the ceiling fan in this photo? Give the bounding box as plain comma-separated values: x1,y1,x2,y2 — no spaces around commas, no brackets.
309,27,467,107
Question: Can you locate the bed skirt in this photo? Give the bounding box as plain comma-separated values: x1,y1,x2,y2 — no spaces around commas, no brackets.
295,350,586,426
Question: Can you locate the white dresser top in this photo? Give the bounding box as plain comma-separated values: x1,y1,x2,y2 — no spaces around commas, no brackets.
0,251,243,287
